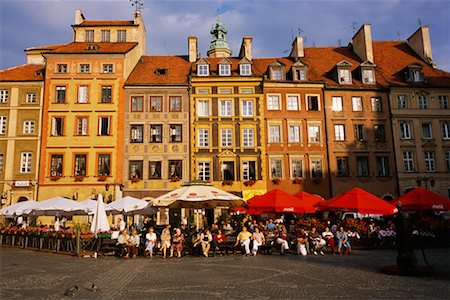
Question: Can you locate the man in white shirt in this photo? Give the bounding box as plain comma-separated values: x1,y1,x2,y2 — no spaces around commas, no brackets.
145,227,157,257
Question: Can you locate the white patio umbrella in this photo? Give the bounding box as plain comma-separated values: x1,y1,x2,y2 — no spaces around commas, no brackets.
25,196,88,216
0,200,39,216
107,196,149,214
90,194,110,237
81,198,112,215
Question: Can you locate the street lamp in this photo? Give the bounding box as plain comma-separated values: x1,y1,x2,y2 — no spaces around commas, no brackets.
416,177,435,190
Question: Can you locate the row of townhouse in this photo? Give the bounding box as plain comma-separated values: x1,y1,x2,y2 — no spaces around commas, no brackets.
0,10,449,214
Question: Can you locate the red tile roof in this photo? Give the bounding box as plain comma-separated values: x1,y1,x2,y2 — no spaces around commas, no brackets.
0,64,45,82
25,44,68,52
73,20,136,27
46,42,138,54
125,56,191,85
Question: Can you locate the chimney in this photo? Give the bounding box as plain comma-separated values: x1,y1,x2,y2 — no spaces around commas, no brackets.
289,36,304,60
188,36,198,63
239,36,253,60
134,10,142,25
407,26,434,65
74,9,85,25
350,24,374,63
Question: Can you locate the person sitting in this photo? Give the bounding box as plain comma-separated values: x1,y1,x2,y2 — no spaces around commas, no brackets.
265,219,277,232
336,226,351,255
212,229,227,256
322,226,335,255
251,227,265,256
191,231,203,256
234,226,253,256
296,228,309,256
145,227,157,257
276,225,289,255
223,223,233,236
116,229,130,258
201,228,213,257
159,228,171,258
127,230,140,258
170,228,184,258
249,220,258,232
309,227,325,255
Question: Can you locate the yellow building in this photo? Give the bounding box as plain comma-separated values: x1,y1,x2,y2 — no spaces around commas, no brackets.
37,9,146,203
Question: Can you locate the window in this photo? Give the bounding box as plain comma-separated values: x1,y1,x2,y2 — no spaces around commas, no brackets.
117,30,127,42
221,128,232,147
198,162,211,181
442,123,450,139
220,100,232,116
307,96,319,111
169,160,182,179
101,86,112,103
98,154,110,176
20,152,32,173
241,100,254,116
131,124,143,143
242,161,256,180
287,96,299,111
400,122,412,140
421,123,433,139
51,117,64,136
219,64,231,76
222,161,235,180
0,90,8,103
269,125,281,143
85,30,94,42
270,159,282,178
0,153,3,173
197,100,210,117
407,69,423,82
397,95,408,109
354,124,366,141
295,68,307,81
291,159,303,178
352,97,363,111
371,97,382,112
129,161,143,179
0,116,6,135
131,96,143,112
74,154,87,176
308,125,320,143
337,157,349,177
362,68,375,84
149,161,162,179
270,68,282,80
101,30,110,42
50,154,63,176
169,124,182,142
356,157,369,177
55,86,66,103
338,68,352,84
418,96,428,109
150,124,162,143
424,151,436,172
197,64,209,76
240,88,253,94
334,124,345,141
98,117,111,136
56,64,67,73
439,96,449,109
332,97,343,112
79,64,90,73
376,156,389,177
102,64,113,74
403,151,414,172
289,125,300,143
197,89,210,94
218,88,232,94
240,64,251,76
374,124,386,142
311,159,323,178
169,96,181,112
198,128,209,147
76,117,88,136
446,151,450,171
242,128,254,147
23,121,35,134
267,95,280,110
150,96,162,112
26,93,36,103
77,85,89,104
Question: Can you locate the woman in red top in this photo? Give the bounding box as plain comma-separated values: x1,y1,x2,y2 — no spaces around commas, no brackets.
212,229,227,256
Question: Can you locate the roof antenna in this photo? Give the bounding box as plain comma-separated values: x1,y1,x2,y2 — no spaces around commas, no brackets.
338,39,342,46
130,0,143,13
163,40,169,55
291,28,294,42
396,31,401,40
418,18,422,26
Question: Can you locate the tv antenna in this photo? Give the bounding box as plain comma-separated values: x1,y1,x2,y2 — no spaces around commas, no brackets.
338,39,342,46
396,31,401,40
130,0,143,13
344,21,359,35
418,18,422,26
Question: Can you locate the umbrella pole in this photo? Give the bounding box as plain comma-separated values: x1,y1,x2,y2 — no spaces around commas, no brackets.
196,210,199,231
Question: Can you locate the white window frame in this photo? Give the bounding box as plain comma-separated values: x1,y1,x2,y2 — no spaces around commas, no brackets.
371,97,383,112
197,64,209,76
220,128,232,147
197,161,211,181
220,100,233,117
352,96,363,111
117,30,127,42
268,125,281,143
338,68,352,84
421,123,433,139
219,64,231,76
287,95,299,111
23,120,35,134
308,125,321,143
418,96,428,109
197,100,210,117
242,128,254,147
0,90,8,103
270,158,283,179
271,68,283,80
241,100,254,116
424,151,436,172
20,152,32,173
101,30,111,42
77,85,89,104
98,117,111,136
267,95,280,110
397,95,408,109
288,125,301,143
362,68,375,84
242,161,256,181
85,30,94,42
332,96,343,112
334,124,345,141
240,64,251,76
442,123,450,140
438,96,449,109
102,64,114,74
403,151,415,172
400,122,412,140
26,93,36,103
79,64,91,74
198,128,210,147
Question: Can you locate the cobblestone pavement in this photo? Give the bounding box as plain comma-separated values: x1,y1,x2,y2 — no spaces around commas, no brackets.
0,247,449,299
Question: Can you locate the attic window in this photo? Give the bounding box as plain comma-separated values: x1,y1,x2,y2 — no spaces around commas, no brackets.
405,65,424,83
85,44,99,51
338,68,352,84
362,68,375,84
270,68,283,80
155,69,167,75
35,71,43,76
197,64,209,76
219,64,231,76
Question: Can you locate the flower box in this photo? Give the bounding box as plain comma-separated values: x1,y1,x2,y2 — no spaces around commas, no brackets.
98,233,111,239
74,176,84,182
272,178,281,185
97,176,107,182
170,176,181,182
50,175,61,181
293,178,304,184
131,177,140,183
243,180,256,187
221,180,233,186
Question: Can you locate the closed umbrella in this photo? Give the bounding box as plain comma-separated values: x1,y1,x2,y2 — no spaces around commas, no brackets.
90,194,110,237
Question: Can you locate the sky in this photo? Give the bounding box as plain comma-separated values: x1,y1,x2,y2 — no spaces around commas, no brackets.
0,0,449,71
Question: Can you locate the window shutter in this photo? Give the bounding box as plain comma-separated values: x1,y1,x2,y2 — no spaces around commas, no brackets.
98,118,101,135
51,118,56,136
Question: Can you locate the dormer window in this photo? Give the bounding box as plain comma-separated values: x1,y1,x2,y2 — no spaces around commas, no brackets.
219,64,231,76
271,68,283,80
292,60,308,81
240,64,251,76
336,60,353,84
155,68,167,75
405,63,424,83
86,44,99,51
198,64,209,76
362,68,375,84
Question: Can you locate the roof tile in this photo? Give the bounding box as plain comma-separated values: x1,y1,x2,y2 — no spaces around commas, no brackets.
0,64,45,82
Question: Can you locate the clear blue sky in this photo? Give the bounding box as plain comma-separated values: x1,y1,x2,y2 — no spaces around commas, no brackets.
1,0,449,71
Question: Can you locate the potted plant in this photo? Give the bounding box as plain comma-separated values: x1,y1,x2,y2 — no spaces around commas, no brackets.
97,175,107,182
131,177,140,183
170,176,181,182
243,180,256,187
74,175,84,182
221,180,233,186
50,175,61,181
272,178,281,185
293,178,304,184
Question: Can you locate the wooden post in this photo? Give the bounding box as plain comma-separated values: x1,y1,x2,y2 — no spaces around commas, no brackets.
76,231,80,256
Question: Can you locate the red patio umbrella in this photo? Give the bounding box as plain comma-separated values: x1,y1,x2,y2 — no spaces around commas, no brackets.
391,188,450,212
293,191,325,213
247,189,316,214
229,206,248,214
318,187,397,215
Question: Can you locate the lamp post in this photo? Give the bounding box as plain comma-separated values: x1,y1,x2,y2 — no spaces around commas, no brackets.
416,177,435,190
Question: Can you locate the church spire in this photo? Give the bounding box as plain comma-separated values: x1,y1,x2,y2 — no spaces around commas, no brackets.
207,14,232,58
